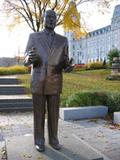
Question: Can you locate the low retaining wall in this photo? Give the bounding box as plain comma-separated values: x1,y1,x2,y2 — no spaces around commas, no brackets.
60,106,108,121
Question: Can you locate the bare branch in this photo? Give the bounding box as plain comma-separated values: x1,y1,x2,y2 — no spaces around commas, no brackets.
52,0,58,10
2,0,113,33
56,2,68,23
21,0,36,31
17,9,35,31
56,20,63,26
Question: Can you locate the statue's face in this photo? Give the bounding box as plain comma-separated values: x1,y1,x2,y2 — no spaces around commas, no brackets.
44,10,57,29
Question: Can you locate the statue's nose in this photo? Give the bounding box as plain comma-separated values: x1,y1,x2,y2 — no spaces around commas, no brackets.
50,19,54,23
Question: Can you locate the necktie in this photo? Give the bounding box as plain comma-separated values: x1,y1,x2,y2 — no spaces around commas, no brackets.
48,33,54,48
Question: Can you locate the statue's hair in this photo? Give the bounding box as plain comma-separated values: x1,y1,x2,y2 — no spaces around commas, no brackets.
43,10,56,19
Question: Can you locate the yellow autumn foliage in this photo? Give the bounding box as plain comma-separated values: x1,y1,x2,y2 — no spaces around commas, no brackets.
63,1,86,39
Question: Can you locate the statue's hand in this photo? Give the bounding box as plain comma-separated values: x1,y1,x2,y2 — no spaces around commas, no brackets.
64,65,74,73
69,58,73,65
54,58,74,73
28,48,42,66
64,58,74,73
29,53,39,63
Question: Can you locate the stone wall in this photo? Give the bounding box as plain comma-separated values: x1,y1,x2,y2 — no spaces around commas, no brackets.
0,57,23,66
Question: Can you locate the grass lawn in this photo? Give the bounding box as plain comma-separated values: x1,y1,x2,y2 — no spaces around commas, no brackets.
18,69,120,102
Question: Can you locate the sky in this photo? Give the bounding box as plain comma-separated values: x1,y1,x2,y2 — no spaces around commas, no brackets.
0,0,120,57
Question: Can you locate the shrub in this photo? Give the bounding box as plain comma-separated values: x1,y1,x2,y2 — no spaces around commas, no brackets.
0,65,29,75
107,92,120,114
73,64,85,71
84,62,106,70
108,48,120,66
62,91,120,114
63,91,107,107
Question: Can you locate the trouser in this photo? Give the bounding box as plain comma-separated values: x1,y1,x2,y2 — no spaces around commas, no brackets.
32,94,60,146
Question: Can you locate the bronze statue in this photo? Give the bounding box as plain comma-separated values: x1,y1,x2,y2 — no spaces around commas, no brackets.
24,10,72,152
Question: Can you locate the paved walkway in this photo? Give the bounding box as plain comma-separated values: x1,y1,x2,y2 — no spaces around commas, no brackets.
0,111,120,160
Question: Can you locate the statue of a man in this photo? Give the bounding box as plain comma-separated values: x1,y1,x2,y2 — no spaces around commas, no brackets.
24,10,72,152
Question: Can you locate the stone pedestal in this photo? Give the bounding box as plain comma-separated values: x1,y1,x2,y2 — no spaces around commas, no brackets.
111,57,120,76
107,57,120,80
6,135,104,160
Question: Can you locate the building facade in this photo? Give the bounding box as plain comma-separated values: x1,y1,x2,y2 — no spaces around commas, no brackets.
65,5,120,64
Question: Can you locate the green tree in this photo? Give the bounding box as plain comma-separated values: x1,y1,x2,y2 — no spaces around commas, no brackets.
108,48,120,66
2,0,112,38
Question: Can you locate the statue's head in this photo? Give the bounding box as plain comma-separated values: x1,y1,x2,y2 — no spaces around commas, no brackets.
44,10,57,30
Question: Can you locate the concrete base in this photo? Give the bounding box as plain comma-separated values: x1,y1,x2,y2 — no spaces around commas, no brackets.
114,112,120,124
60,106,108,121
6,134,104,160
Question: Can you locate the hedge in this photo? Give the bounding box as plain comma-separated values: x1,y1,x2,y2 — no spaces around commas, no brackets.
0,65,29,75
61,91,120,114
84,62,107,70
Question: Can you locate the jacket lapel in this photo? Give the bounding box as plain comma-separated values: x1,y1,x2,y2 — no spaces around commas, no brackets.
49,33,57,55
38,31,57,55
48,34,64,65
37,31,62,65
38,31,50,55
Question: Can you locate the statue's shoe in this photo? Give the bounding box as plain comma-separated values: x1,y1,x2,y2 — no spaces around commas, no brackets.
49,143,61,150
35,144,45,152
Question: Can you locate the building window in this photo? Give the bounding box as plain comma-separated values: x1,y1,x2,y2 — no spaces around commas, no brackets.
96,31,99,35
100,30,103,34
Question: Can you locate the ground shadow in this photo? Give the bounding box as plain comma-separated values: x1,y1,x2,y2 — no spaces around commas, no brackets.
40,145,88,160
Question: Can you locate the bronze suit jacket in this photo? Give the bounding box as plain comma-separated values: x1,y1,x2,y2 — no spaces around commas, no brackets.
24,30,69,95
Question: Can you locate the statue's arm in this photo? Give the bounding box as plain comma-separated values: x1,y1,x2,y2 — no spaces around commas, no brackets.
55,38,73,73
24,34,41,67
24,34,34,66
63,38,73,72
